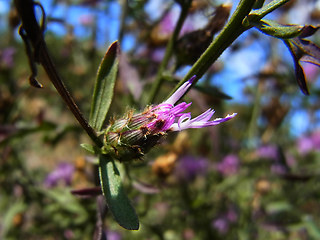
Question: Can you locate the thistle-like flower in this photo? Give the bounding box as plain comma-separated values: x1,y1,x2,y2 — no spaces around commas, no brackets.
102,76,237,161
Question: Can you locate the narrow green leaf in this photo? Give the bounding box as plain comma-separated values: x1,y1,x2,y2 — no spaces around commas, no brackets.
99,155,139,230
255,19,304,39
89,41,119,131
80,143,100,155
303,216,320,239
2,201,26,238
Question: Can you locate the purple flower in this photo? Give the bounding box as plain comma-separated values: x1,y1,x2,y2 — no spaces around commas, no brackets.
311,130,320,149
256,145,279,160
212,218,229,234
0,47,16,69
103,76,236,161
106,230,122,240
159,13,175,35
212,206,238,234
158,12,194,38
297,136,314,154
44,162,75,188
302,62,319,83
297,130,320,155
271,164,287,175
225,207,238,223
216,154,240,176
146,76,237,132
175,155,209,181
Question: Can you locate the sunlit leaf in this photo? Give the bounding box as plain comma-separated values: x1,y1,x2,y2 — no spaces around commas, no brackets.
99,155,139,230
89,41,119,131
255,19,304,39
80,143,101,155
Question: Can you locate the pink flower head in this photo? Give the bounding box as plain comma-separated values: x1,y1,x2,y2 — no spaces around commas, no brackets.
148,76,237,132
103,76,237,161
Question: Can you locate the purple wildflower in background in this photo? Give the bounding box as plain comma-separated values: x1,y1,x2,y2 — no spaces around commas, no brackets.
256,145,279,160
44,162,75,188
103,76,237,161
105,230,122,240
270,164,287,175
160,13,175,35
212,218,229,234
297,130,320,155
157,12,194,39
175,155,209,182
216,154,240,176
297,136,314,154
212,206,238,234
0,47,16,68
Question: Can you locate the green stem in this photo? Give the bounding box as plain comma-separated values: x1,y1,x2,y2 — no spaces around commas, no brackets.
148,1,192,103
248,0,290,22
169,0,256,98
118,0,128,42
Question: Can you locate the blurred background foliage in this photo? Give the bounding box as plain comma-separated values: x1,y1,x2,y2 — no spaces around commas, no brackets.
1,0,320,239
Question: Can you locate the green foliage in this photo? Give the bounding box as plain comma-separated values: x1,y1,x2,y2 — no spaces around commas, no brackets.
254,20,304,39
99,155,139,230
89,41,119,131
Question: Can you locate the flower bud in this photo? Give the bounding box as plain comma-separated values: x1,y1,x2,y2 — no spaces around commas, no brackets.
102,109,167,161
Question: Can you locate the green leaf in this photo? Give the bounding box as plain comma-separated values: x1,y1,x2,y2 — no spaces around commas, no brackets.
99,155,139,230
89,41,119,131
302,216,320,239
255,19,304,39
247,0,290,22
80,143,101,155
2,200,26,238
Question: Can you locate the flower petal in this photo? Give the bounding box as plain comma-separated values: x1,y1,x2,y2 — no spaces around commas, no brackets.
191,109,215,122
170,102,192,115
164,76,196,105
172,112,237,131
